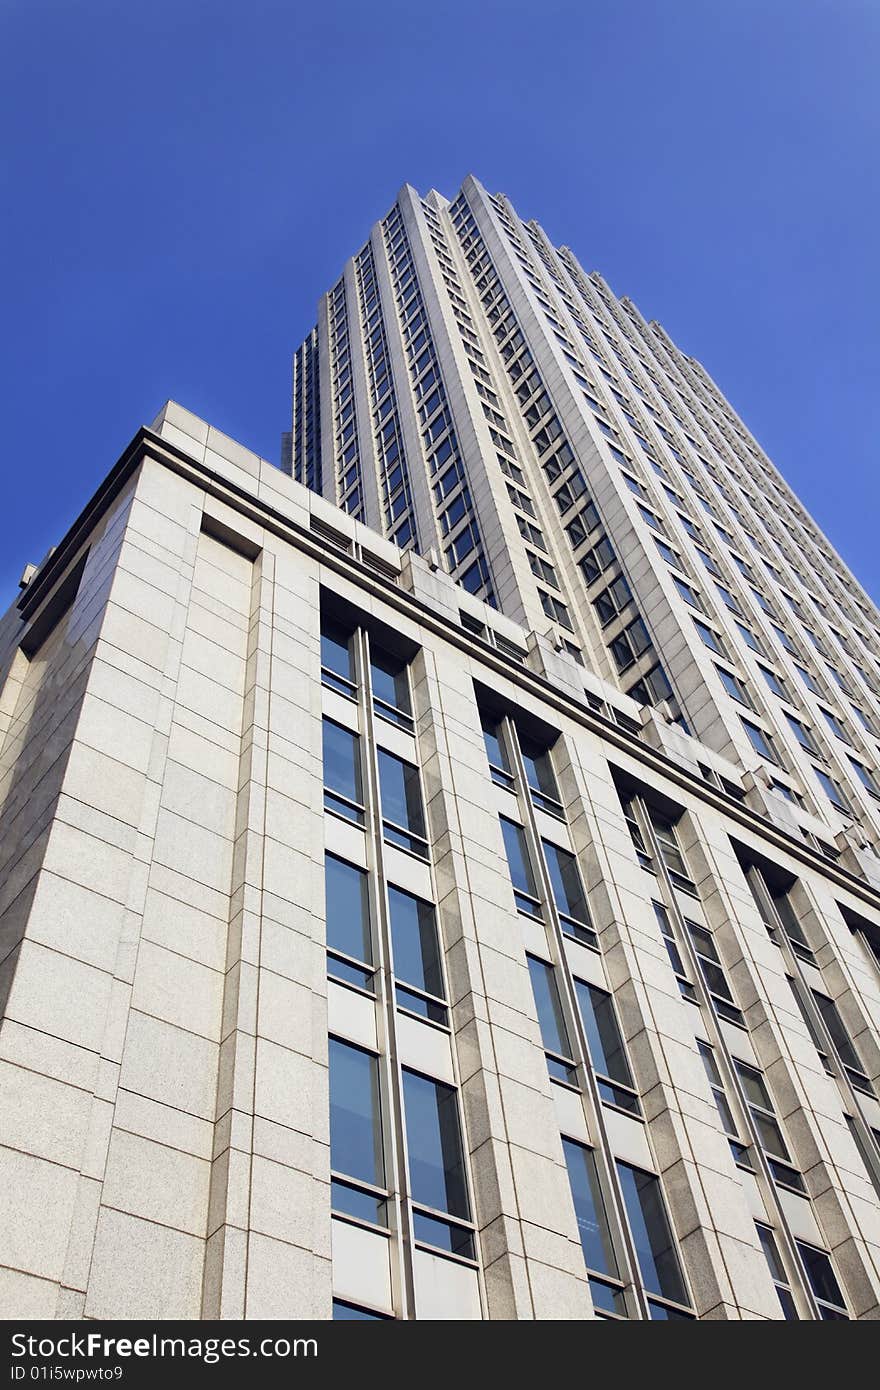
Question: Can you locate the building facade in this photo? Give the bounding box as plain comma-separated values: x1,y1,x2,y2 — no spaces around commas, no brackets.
0,180,879,1322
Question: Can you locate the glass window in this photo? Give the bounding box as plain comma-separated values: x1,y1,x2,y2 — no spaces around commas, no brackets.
849,757,880,796
542,840,595,945
402,1069,472,1254
616,1162,689,1308
527,955,577,1083
646,807,691,884
377,750,427,855
758,664,788,699
814,766,851,814
716,666,751,706
755,1224,799,1320
500,815,542,916
481,713,514,789
325,854,373,989
810,989,872,1091
693,618,726,656
332,1300,391,1320
519,736,562,813
685,919,744,1026
785,714,818,753
323,718,364,823
654,900,698,1001
795,1242,848,1318
388,886,446,1025
370,646,412,727
562,1139,625,1315
329,1038,386,1224
575,980,640,1113
698,1040,750,1166
734,1059,805,1191
741,718,777,763
321,618,356,696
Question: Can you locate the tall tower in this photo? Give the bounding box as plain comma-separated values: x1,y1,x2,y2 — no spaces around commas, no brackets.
290,175,880,853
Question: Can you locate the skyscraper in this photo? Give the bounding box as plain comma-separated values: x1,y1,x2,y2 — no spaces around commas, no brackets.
0,177,878,1322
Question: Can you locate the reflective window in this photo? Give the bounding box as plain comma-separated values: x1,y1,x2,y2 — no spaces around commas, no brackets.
323,718,364,823
329,1038,386,1224
377,750,427,856
370,647,412,728
481,713,514,789
562,1139,625,1316
500,816,541,916
810,989,873,1093
520,736,563,814
527,955,577,1084
734,1059,805,1192
756,1223,798,1320
325,854,373,990
388,886,446,1025
741,718,777,763
616,1162,689,1308
332,1299,391,1320
795,1241,848,1318
542,840,595,945
321,619,356,697
575,980,640,1114
402,1069,472,1257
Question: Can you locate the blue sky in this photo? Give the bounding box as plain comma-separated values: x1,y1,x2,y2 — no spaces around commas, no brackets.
2,0,878,604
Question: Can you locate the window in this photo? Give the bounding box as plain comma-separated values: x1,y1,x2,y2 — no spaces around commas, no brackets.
714,582,742,616
716,666,751,707
332,1300,391,1320
520,737,563,815
795,1242,848,1319
693,618,726,656
794,663,820,695
323,718,364,824
325,854,373,991
575,981,640,1113
616,1163,690,1316
481,713,514,789
527,955,578,1084
594,574,633,625
654,900,698,1001
814,766,851,814
785,713,818,754
610,616,652,673
500,816,542,917
329,1038,386,1224
755,1224,798,1320
741,718,777,763
673,576,703,611
810,990,873,1094
849,756,880,798
562,1140,626,1316
654,537,682,569
735,621,763,654
388,886,446,1026
321,618,356,697
377,750,428,856
733,1060,805,1192
698,1041,751,1167
542,840,596,946
646,807,694,889
402,1069,473,1258
370,647,412,729
686,920,745,1026
757,664,788,700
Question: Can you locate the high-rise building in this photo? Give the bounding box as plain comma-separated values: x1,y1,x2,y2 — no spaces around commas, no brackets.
0,178,878,1322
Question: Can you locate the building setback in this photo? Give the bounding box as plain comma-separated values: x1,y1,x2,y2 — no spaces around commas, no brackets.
0,179,879,1321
